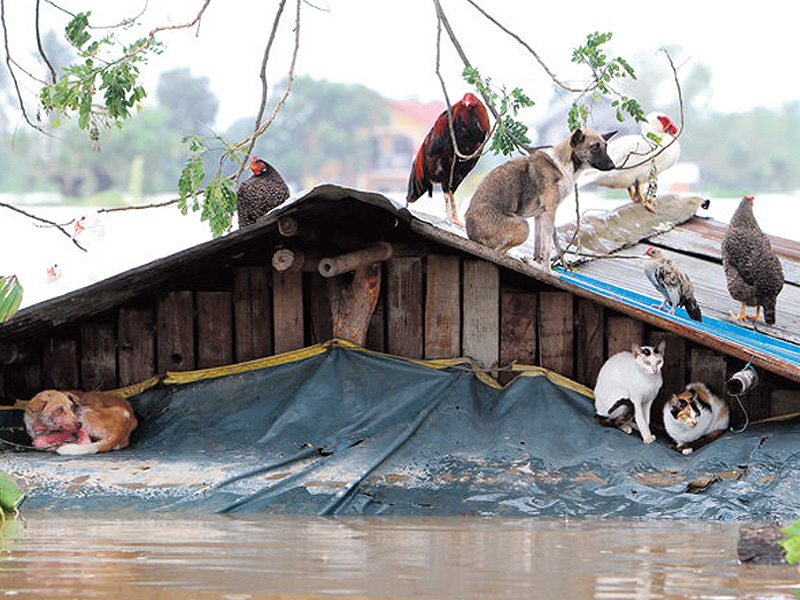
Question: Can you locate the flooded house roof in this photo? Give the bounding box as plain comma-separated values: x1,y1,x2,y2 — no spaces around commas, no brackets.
1,184,799,384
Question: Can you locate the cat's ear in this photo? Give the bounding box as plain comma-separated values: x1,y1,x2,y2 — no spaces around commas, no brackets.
656,340,666,355
631,343,640,356
668,394,680,408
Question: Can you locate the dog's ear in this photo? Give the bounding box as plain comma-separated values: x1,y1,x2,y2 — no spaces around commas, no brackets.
65,391,81,409
602,130,617,141
570,128,585,147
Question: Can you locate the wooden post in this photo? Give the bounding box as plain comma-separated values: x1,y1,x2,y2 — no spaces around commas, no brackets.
425,255,461,359
606,315,645,357
386,257,424,359
576,299,604,388
80,322,117,390
156,291,195,373
330,264,382,346
41,338,79,389
233,266,272,363
272,270,304,354
272,248,321,273
196,291,234,369
648,331,686,431
365,281,386,353
118,307,155,387
309,275,333,344
463,260,499,370
500,286,537,383
318,242,393,278
538,291,574,378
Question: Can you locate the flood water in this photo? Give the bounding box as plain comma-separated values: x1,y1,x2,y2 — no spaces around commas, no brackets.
1,514,797,599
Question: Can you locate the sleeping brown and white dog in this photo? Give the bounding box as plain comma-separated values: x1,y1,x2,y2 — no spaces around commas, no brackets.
24,389,137,456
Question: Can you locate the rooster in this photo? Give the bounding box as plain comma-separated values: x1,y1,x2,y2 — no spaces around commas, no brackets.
407,93,490,226
237,156,290,228
644,246,702,322
581,112,680,212
722,196,784,325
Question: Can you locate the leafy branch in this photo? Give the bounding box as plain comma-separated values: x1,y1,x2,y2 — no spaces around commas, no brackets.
780,518,800,565
462,66,534,155
568,31,645,131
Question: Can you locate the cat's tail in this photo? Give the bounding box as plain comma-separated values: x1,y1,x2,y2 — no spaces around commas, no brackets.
594,398,634,429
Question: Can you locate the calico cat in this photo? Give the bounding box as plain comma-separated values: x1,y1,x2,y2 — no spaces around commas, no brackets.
663,382,729,454
593,341,666,444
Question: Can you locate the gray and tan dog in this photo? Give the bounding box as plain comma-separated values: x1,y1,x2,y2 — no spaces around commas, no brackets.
465,128,616,266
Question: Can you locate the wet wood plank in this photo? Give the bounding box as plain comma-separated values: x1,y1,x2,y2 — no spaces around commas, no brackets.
386,257,423,359
197,291,234,369
539,291,574,378
80,322,117,390
576,242,800,347
272,271,305,354
118,307,155,387
425,255,461,359
41,338,79,389
3,365,40,402
576,298,604,388
500,286,537,367
463,260,499,369
233,266,272,362
156,291,195,373
606,316,645,357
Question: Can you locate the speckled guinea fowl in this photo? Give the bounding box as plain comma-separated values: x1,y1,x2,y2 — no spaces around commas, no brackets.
236,156,290,228
721,196,784,325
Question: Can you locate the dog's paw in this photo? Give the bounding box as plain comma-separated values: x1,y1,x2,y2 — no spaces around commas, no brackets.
56,443,95,456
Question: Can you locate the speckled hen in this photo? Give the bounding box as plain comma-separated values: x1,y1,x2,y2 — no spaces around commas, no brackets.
237,156,290,228
721,196,784,325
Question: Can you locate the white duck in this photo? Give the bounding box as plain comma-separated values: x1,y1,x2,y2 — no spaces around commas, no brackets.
581,112,680,212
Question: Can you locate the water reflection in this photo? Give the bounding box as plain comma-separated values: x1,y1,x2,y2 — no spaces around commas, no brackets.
0,514,797,599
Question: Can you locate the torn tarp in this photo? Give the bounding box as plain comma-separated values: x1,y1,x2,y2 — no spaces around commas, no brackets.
2,342,799,518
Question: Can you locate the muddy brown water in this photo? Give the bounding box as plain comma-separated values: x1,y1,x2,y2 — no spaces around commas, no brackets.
0,514,798,599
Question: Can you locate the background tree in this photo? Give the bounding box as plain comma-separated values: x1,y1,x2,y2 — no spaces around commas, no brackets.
156,68,219,134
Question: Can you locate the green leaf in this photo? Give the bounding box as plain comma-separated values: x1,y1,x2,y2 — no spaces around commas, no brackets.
0,470,24,513
0,276,23,323
65,12,92,49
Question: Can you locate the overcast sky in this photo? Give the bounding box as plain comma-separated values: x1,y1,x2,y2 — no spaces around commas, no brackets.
8,1,799,129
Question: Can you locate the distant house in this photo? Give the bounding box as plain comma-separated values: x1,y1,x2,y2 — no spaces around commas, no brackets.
357,99,445,194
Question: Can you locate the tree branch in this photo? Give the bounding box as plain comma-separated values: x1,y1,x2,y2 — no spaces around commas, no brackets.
230,0,302,184
35,0,57,85
0,202,87,251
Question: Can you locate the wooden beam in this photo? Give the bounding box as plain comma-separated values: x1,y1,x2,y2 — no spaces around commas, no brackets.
539,291,574,378
318,242,393,278
197,291,234,369
80,322,117,390
463,260,499,369
330,264,382,346
233,266,272,363
272,270,304,354
156,291,195,373
118,307,155,387
386,257,423,359
308,275,333,345
425,255,461,359
272,248,321,273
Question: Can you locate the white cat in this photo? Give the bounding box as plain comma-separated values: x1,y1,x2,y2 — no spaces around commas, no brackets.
593,341,666,444
663,382,729,454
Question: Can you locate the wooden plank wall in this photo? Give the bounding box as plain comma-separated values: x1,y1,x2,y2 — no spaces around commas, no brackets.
1,254,797,426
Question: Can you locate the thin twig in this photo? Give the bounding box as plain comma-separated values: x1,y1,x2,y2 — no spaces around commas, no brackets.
0,202,87,251
229,0,302,184
43,0,149,28
463,0,582,93
0,0,47,132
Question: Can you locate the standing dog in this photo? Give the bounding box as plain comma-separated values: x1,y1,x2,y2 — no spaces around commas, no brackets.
24,389,137,456
465,128,616,265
